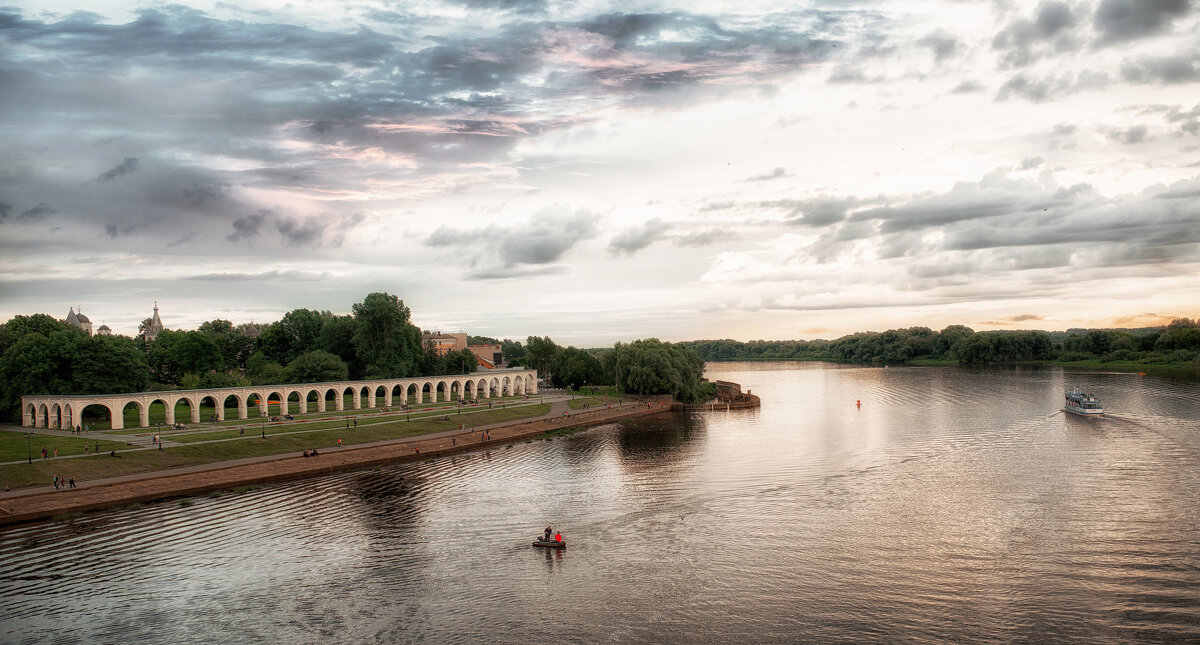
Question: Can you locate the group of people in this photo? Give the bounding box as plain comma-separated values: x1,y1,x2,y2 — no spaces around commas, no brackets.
302,448,320,458
542,526,563,543
53,475,76,490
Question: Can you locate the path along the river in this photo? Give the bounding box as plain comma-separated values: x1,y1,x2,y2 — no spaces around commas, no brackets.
0,396,672,526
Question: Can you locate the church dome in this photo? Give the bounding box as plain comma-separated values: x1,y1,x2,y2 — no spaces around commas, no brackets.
76,312,91,323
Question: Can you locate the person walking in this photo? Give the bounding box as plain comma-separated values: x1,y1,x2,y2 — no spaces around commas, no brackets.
69,475,76,489
53,475,59,490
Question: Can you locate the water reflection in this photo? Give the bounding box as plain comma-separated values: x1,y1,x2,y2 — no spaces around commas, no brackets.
1,363,1198,644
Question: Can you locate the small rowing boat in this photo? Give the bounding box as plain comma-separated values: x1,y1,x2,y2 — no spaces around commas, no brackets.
532,538,566,549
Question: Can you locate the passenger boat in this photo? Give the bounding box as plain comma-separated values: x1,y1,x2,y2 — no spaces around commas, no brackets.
532,538,566,549
1064,388,1103,417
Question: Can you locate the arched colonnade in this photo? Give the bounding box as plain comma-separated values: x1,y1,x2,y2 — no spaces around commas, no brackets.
22,370,538,430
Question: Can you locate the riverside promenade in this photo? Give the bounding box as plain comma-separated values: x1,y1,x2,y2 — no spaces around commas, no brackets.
0,398,673,527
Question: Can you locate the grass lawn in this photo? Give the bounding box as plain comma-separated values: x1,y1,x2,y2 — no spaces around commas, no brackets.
0,404,549,490
0,433,129,463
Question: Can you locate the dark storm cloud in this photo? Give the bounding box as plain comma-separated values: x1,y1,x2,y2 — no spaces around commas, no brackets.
1,5,842,197
608,218,671,255
95,157,139,182
427,208,598,272
0,202,10,222
226,211,268,243
19,203,55,221
992,1,1078,69
1121,54,1200,84
1093,0,1193,45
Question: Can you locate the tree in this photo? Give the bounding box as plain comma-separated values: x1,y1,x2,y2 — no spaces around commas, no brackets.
614,338,706,402
259,308,326,366
524,336,561,377
245,351,284,385
550,347,604,390
501,338,526,366
318,314,360,377
71,334,150,394
352,292,422,378
283,350,349,383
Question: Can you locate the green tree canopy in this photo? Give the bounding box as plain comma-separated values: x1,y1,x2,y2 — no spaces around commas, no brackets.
614,338,706,402
283,350,350,383
352,292,422,378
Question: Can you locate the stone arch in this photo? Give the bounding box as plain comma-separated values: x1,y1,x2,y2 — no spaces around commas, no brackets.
172,395,200,425
149,396,171,427
266,389,286,417
121,400,145,429
80,402,115,429
324,387,340,412
343,385,357,410
199,395,221,422
49,402,62,429
436,380,448,402
490,377,501,397
245,391,268,419
406,383,418,405
284,391,300,415
26,402,38,428
221,393,242,420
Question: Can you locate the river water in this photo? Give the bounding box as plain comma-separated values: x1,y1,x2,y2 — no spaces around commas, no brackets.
2,363,1198,643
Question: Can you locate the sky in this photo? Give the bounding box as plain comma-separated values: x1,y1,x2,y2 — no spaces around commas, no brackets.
1,0,1198,346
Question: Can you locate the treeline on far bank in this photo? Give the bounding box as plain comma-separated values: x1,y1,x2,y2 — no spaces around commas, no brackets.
0,292,715,422
681,318,1200,367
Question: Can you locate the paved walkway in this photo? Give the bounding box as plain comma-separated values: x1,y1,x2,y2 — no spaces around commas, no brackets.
0,397,673,524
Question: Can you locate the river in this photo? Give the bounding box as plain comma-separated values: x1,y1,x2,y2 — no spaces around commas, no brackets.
2,363,1198,643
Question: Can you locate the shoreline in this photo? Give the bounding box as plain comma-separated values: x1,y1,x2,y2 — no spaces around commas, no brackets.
0,402,674,527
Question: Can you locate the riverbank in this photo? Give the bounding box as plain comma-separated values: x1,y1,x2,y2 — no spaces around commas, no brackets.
0,401,674,527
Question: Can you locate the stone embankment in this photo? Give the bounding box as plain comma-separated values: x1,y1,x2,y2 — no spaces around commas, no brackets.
0,401,672,527
671,394,761,412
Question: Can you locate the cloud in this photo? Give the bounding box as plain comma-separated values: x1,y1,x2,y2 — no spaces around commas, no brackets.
992,1,1079,68
918,30,959,63
0,202,10,222
95,157,139,182
1107,124,1150,144
1020,156,1044,170
1093,0,1193,45
183,269,329,281
608,218,671,255
952,80,985,93
19,203,56,221
1011,314,1045,322
1121,54,1200,84
744,167,791,182
426,207,598,272
227,210,268,243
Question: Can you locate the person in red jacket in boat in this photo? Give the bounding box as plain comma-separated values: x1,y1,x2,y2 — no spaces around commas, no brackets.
554,530,562,542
